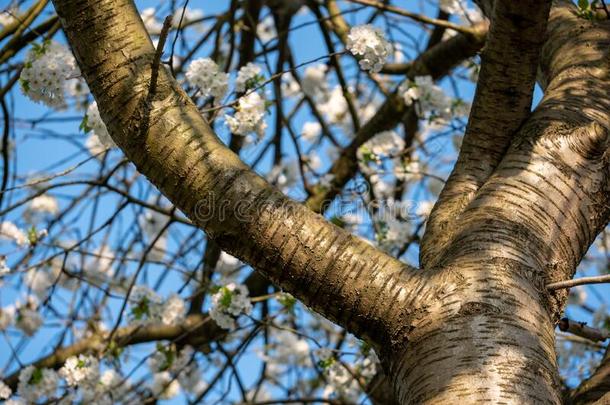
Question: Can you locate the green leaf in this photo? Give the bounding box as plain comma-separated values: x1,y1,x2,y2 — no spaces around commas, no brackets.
278,293,296,310
19,79,30,93
29,368,43,385
79,115,91,133
330,216,346,228
27,226,38,245
219,287,233,308
318,358,335,369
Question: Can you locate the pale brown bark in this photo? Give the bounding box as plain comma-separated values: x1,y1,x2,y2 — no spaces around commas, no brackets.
48,0,610,403
422,0,552,268
49,0,431,352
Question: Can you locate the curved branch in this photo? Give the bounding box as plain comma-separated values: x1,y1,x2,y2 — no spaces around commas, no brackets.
421,0,552,268
49,0,427,349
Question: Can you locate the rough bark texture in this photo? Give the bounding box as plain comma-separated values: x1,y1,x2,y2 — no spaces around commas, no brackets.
49,0,610,403
422,0,552,268
401,1,610,403
49,0,432,352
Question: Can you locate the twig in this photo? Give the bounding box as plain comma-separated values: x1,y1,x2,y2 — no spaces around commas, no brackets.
345,0,477,36
547,274,610,291
600,0,610,18
149,15,173,98
558,318,609,342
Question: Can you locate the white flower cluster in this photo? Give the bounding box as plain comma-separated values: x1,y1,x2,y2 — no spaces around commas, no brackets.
236,62,263,93
0,256,9,277
8,357,132,404
358,130,405,165
59,354,100,388
316,345,379,403
139,208,171,262
210,282,252,330
0,7,18,28
374,207,411,252
25,195,59,222
440,0,462,14
225,91,267,138
0,380,11,399
400,75,459,121
185,58,229,102
20,41,80,109
0,297,44,336
0,221,27,246
148,345,206,396
141,8,163,34
301,121,322,143
302,64,328,100
346,24,392,73
17,366,59,402
84,101,116,158
257,330,311,379
129,286,186,326
172,7,205,29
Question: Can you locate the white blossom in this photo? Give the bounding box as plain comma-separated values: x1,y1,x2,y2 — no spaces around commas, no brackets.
129,285,163,323
301,121,322,143
258,330,311,375
416,200,435,218
0,306,13,330
17,366,58,402
399,76,452,121
0,256,10,277
440,0,462,14
320,86,348,125
24,268,53,297
256,15,276,42
374,208,411,251
27,194,59,218
85,102,116,150
173,7,204,28
210,282,252,330
236,62,263,93
129,285,186,326
0,380,11,399
20,41,80,109
84,244,115,283
85,132,110,158
0,7,18,27
161,294,186,326
141,8,163,34
151,372,180,399
185,58,228,102
139,209,170,240
225,91,267,138
346,25,392,72
59,354,100,387
0,221,28,246
358,130,404,164
5,399,26,405
15,298,42,336
302,64,328,100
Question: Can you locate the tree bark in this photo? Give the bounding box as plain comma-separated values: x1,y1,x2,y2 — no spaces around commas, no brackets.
49,0,610,403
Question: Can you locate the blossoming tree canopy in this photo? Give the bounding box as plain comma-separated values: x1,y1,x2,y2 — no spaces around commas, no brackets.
0,0,610,404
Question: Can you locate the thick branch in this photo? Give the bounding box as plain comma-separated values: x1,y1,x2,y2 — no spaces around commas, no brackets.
50,0,426,349
421,0,552,268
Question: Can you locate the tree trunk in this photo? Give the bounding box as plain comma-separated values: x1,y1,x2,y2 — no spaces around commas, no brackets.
49,0,610,403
